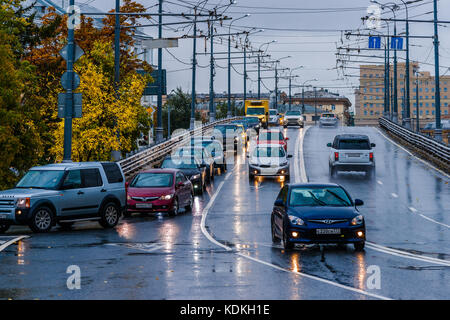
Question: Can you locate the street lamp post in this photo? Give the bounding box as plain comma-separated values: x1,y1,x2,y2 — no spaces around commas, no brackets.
257,40,276,99
227,14,250,118
190,12,197,130
415,70,420,132
209,20,215,123
155,0,164,142
289,66,303,111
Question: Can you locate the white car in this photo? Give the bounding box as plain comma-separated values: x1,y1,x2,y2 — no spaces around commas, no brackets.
283,110,304,128
268,109,280,126
247,144,292,181
319,113,338,127
327,134,376,178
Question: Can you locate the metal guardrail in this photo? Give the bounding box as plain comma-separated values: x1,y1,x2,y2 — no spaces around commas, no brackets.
118,117,243,177
379,117,450,165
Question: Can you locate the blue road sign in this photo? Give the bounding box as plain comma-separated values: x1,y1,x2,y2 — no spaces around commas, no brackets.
59,44,84,62
61,71,80,90
58,93,82,118
368,36,381,49
137,69,167,96
391,37,404,50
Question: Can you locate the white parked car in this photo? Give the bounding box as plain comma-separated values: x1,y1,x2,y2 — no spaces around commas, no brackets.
283,110,304,128
327,134,376,178
247,144,292,181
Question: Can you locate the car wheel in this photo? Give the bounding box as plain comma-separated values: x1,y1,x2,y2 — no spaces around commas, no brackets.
354,241,365,251
0,223,10,234
248,173,254,181
184,193,194,212
283,229,294,250
57,222,74,230
329,166,337,178
168,198,179,217
99,202,120,228
29,206,54,233
285,175,290,183
271,221,280,243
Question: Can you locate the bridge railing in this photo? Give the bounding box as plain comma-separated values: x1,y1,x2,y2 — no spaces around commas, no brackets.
379,117,450,165
118,117,243,177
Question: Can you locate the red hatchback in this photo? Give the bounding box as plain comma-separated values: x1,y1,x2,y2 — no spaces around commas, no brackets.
257,130,289,152
126,169,193,217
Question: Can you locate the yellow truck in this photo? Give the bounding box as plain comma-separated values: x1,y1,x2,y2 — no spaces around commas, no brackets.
245,100,269,127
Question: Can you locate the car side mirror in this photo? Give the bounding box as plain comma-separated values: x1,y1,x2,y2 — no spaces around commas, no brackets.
371,143,376,148
354,199,364,206
285,137,289,141
274,199,285,207
125,181,129,189
287,154,293,158
327,143,332,147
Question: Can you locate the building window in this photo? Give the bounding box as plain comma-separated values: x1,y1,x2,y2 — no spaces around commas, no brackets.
426,110,429,115
364,110,368,115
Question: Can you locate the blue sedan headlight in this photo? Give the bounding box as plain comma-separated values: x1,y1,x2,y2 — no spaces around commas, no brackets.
351,215,364,226
288,215,305,226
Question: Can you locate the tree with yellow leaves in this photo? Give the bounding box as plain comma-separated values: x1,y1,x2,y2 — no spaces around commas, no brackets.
51,40,152,162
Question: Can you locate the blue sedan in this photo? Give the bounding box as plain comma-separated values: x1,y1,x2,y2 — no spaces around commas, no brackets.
271,183,366,251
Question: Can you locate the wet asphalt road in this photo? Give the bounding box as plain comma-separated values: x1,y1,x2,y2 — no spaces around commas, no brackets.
0,125,449,300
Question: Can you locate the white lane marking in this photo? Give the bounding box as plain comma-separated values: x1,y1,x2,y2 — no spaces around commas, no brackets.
293,129,301,183
366,242,450,266
376,128,450,179
199,129,392,300
0,236,29,253
236,252,392,300
105,242,166,253
377,180,383,185
391,193,399,198
416,213,450,229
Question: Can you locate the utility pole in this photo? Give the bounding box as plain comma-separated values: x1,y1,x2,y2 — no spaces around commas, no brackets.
415,71,420,132
392,11,398,123
190,12,197,130
257,54,261,99
155,0,164,142
400,0,411,129
314,87,317,126
209,21,215,123
274,65,278,110
288,77,292,111
111,0,121,160
243,39,247,108
433,0,442,141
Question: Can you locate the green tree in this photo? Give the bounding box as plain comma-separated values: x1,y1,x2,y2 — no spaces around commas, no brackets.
162,87,202,136
0,0,43,189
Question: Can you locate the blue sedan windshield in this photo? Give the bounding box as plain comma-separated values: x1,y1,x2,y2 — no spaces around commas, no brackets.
289,187,351,207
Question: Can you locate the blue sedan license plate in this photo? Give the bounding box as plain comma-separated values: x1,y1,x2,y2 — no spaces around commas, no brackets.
316,228,341,235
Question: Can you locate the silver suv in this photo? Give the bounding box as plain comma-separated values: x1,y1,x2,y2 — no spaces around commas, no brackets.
327,134,376,178
0,162,126,233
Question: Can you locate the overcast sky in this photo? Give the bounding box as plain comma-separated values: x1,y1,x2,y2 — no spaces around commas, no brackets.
84,0,450,107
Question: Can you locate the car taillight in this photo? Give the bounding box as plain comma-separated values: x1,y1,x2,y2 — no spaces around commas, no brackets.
334,152,339,161
369,152,374,161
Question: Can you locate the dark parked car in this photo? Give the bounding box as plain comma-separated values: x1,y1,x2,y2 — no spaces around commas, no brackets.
126,169,193,217
160,156,207,195
271,183,366,251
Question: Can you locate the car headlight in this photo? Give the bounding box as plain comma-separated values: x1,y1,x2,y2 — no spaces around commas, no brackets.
191,174,201,180
16,197,30,208
351,215,364,226
159,194,174,200
288,215,305,226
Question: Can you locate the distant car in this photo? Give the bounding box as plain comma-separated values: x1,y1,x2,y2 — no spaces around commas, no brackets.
0,162,125,233
257,129,289,152
244,116,261,131
161,156,207,195
248,144,292,181
212,124,243,152
271,183,366,251
422,120,450,130
191,137,227,172
268,109,280,126
126,169,193,217
319,113,338,127
173,146,215,182
283,110,304,128
327,134,376,178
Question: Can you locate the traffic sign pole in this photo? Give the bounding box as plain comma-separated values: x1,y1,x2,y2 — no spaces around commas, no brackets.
63,0,75,162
